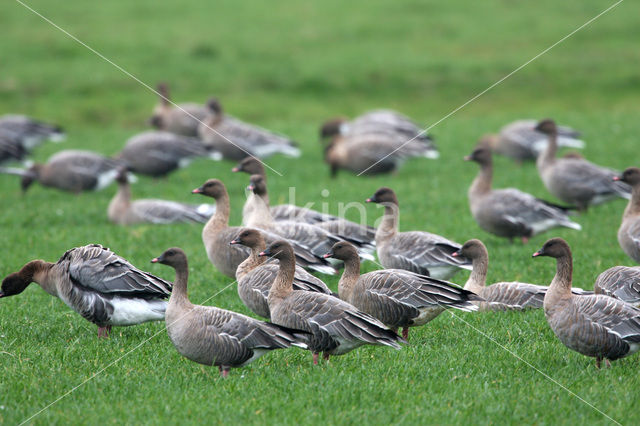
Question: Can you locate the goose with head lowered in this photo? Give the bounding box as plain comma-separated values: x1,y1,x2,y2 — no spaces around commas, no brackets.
465,146,581,243
0,244,171,337
533,238,640,368
595,266,640,306
148,82,209,137
0,114,65,148
151,247,306,378
614,167,640,263
262,240,404,364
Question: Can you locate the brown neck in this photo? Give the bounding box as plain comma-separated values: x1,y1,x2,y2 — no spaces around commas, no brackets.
537,132,557,171
207,191,231,231
169,261,192,308
549,255,573,296
624,184,640,217
267,254,296,307
21,260,55,295
337,254,361,303
235,241,267,280
244,192,273,226
469,161,492,198
465,254,488,292
375,202,399,244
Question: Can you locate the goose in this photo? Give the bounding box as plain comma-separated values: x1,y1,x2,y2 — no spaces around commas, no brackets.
324,241,479,340
198,98,300,160
365,187,472,279
261,240,404,364
533,238,640,368
535,119,630,211
108,168,215,225
465,146,581,243
230,228,333,318
151,247,306,378
148,83,209,137
0,134,28,169
0,114,65,149
481,119,583,163
614,167,640,263
595,266,640,306
0,244,171,337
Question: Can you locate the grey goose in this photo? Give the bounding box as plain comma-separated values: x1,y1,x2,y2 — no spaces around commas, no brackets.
614,167,640,263
148,82,209,137
595,266,640,306
0,114,65,149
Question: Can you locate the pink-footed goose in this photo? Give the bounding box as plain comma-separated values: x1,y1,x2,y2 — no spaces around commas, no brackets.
465,146,581,243
230,228,333,319
533,238,640,368
366,187,472,279
614,167,640,263
151,247,306,378
0,114,65,148
535,119,630,211
261,240,404,364
324,241,479,340
595,266,640,306
0,134,28,170
0,244,171,337
148,83,209,137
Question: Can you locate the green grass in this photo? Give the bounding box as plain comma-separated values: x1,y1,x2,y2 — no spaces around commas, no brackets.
1,0,639,424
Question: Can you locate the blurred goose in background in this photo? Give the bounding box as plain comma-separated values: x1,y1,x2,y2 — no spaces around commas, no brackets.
0,114,65,148
366,187,472,279
535,119,630,211
151,247,306,378
481,119,583,163
324,241,479,340
595,266,640,306
262,240,404,364
148,82,209,137
231,228,333,319
533,238,640,368
0,244,172,337
0,134,28,170
116,131,221,178
465,146,581,243
108,168,215,225
198,98,300,160
614,167,640,263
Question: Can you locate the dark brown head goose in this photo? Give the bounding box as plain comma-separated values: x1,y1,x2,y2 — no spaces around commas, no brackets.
324,241,478,340
536,119,630,211
595,266,640,306
116,131,221,178
152,247,306,378
614,167,640,263
366,187,471,279
533,238,640,368
230,228,332,319
465,146,581,243
148,83,209,137
108,169,215,225
1,244,171,337
261,240,404,364
0,114,65,149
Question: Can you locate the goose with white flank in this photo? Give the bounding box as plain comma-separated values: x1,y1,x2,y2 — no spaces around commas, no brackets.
595,266,640,306
0,114,65,148
614,167,640,263
148,82,209,137
0,244,171,337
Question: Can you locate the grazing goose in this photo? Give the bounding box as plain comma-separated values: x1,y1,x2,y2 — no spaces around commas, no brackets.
198,98,300,160
262,240,404,364
536,119,630,211
324,241,479,340
614,167,640,263
366,187,472,279
465,146,581,242
116,131,221,178
151,247,306,378
595,266,640,306
0,114,65,148
230,228,333,319
533,238,640,368
0,244,171,337
148,83,209,137
0,134,28,168
108,169,215,225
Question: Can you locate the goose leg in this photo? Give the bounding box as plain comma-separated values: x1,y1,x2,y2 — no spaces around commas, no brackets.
219,366,230,378
97,326,111,338
313,352,319,365
595,357,601,369
402,327,409,340
322,353,330,362
604,359,611,368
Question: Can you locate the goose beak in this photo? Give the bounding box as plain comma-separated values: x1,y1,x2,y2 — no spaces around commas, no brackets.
322,252,333,259
230,239,239,245
231,167,240,173
463,155,471,161
258,250,268,257
192,187,203,194
532,250,543,258
452,250,460,257
365,198,373,203
613,176,621,181
247,184,254,191
150,257,159,263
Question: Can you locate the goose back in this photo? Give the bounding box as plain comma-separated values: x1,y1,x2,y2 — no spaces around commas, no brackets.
595,266,640,306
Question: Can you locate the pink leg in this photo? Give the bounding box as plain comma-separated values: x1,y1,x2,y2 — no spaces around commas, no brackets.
402,327,409,341
313,352,319,365
97,326,111,338
605,359,611,368
219,366,229,378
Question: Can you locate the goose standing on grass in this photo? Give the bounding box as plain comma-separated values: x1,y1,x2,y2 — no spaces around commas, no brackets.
148,82,209,137
365,187,472,279
261,240,404,364
595,266,640,306
465,146,581,243
0,244,171,337
614,167,640,263
0,114,65,148
535,119,630,211
151,247,306,378
198,98,300,160
324,241,479,340
108,168,215,225
230,228,333,319
533,238,640,368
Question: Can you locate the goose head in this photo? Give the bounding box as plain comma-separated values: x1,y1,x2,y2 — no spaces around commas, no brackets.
615,167,640,186
259,240,294,262
20,165,40,193
151,247,188,270
532,238,571,259
323,241,359,261
0,272,31,298
232,157,264,175
464,146,492,166
192,179,226,199
205,97,223,116
366,187,398,205
453,239,487,260
319,117,347,140
230,228,264,249
534,119,557,135
247,174,267,196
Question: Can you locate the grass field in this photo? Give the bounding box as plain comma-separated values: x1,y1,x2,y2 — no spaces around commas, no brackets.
1,0,639,424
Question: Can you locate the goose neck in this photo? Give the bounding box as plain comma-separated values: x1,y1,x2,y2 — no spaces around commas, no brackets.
465,255,488,292
267,255,295,307
375,203,399,243
338,256,361,303
536,132,557,172
624,184,640,217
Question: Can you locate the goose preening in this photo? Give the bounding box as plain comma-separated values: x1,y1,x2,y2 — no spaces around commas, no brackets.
614,167,640,263
151,247,306,378
481,119,583,163
148,83,209,137
533,238,640,368
261,240,404,364
0,114,65,148
535,119,630,211
116,131,221,178
108,169,215,225
0,244,171,337
324,241,479,340
465,146,581,243
230,228,333,319
595,266,640,306
366,187,472,279
198,98,300,160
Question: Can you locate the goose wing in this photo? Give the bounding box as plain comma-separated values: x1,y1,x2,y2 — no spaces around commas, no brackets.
270,204,339,224
481,282,546,310
216,116,299,158
0,114,64,146
595,266,640,304
260,229,336,275
574,295,640,343
130,199,213,224
387,232,471,275
48,150,120,177
556,159,631,198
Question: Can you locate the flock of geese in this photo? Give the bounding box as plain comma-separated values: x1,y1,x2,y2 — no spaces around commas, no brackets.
2,84,640,377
